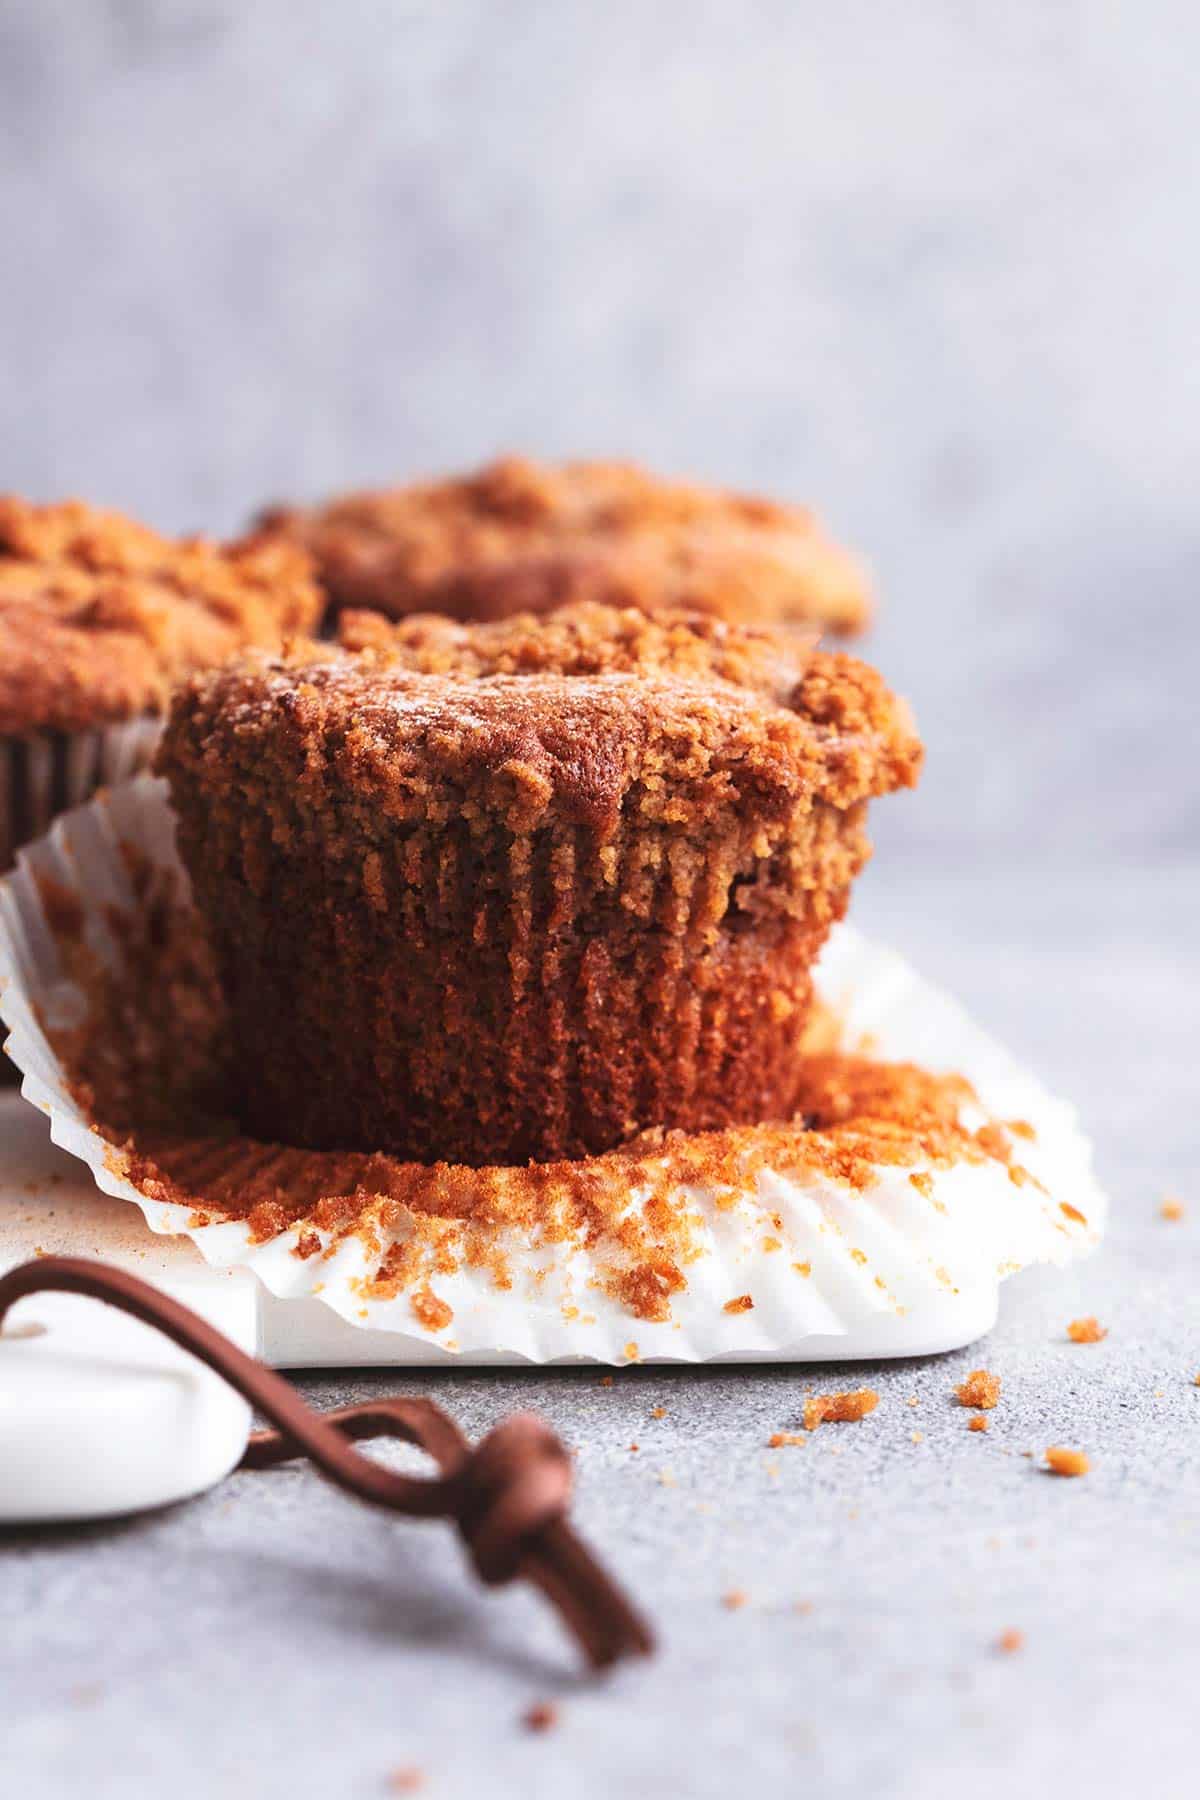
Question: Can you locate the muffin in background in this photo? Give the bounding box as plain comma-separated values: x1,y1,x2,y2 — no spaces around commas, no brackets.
158,605,919,1167
0,497,321,874
249,455,872,637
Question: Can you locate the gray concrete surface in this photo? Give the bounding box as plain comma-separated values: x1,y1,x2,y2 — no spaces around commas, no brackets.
1,4,1197,1795
2,863,1197,1799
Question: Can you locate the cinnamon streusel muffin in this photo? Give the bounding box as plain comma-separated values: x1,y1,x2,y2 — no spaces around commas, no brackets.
158,606,918,1165
251,456,871,636
0,497,321,874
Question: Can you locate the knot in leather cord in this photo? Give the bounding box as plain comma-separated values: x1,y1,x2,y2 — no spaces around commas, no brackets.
0,1257,654,1670
453,1413,573,1585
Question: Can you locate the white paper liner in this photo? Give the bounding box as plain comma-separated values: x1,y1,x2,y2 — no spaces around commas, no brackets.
0,718,162,874
0,775,1107,1364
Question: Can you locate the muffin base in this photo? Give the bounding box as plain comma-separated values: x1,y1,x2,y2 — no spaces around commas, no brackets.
0,777,1106,1361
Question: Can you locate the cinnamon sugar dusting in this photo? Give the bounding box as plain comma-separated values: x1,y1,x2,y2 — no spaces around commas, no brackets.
38,846,1048,1330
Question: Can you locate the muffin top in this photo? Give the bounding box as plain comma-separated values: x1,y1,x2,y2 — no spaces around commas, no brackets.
337,598,815,700
249,455,872,635
0,498,322,736
163,603,919,836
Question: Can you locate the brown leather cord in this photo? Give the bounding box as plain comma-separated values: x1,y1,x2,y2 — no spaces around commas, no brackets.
0,1256,654,1670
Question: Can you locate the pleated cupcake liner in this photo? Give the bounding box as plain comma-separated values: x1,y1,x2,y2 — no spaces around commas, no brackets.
0,775,1107,1364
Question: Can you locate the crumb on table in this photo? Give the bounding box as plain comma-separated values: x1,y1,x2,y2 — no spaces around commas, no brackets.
768,1431,808,1447
996,1628,1025,1654
968,1414,989,1433
955,1369,1001,1410
1160,1195,1185,1221
803,1389,879,1430
387,1768,424,1793
522,1702,559,1733
1044,1446,1090,1477
1066,1316,1107,1343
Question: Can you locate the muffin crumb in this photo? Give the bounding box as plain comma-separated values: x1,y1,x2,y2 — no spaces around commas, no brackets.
1160,1195,1185,1221
1045,1446,1090,1477
1066,1316,1107,1343
996,1628,1024,1654
803,1389,879,1430
956,1369,1001,1410
386,1769,424,1793
968,1414,989,1433
522,1702,559,1734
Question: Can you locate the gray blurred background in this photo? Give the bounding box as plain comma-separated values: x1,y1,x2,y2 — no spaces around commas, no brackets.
1,0,1197,868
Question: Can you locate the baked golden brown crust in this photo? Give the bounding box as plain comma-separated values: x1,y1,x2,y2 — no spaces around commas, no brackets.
157,613,918,1164
0,497,322,736
251,456,872,635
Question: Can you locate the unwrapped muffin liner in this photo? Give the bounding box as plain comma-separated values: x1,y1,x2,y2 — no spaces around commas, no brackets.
0,777,1107,1364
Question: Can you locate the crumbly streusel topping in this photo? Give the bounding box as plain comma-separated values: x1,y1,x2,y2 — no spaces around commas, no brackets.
250,455,872,634
0,497,322,735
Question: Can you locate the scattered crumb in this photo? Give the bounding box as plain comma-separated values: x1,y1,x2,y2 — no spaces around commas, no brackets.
1161,1195,1185,1222
651,1405,667,1419
968,1414,989,1433
722,1590,747,1611
724,1293,754,1314
623,1342,640,1363
386,1769,424,1794
66,1682,105,1706
522,1702,559,1734
910,1430,924,1444
768,1431,808,1448
409,1286,453,1332
906,1396,920,1408
628,1443,639,1453
600,1375,614,1387
956,1370,1001,1410
996,1628,1025,1655
294,1229,321,1260
803,1389,879,1430
1045,1446,1090,1478
1067,1316,1107,1343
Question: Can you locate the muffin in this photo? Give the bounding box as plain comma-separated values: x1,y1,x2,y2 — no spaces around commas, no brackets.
157,605,919,1166
250,455,871,636
0,497,321,874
